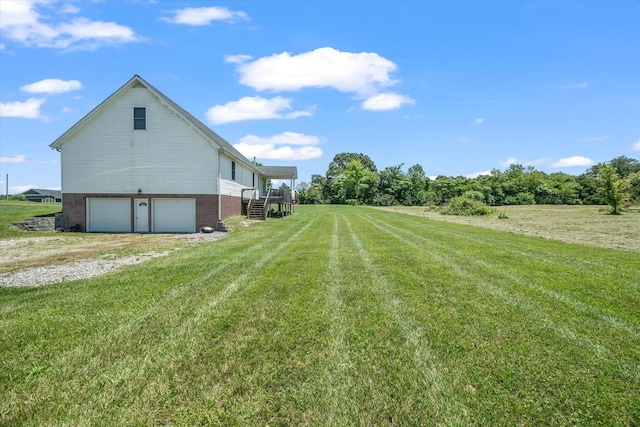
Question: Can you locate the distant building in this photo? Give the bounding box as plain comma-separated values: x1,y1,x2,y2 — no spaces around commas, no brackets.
22,189,62,203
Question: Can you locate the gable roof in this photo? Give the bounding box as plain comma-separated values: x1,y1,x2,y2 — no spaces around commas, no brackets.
22,189,62,198
21,188,62,201
49,75,259,171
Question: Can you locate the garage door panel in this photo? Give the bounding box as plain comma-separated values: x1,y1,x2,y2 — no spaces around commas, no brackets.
152,199,196,233
87,198,131,232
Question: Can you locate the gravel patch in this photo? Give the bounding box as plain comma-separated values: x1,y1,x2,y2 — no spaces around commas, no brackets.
0,252,171,287
0,231,228,288
174,231,227,243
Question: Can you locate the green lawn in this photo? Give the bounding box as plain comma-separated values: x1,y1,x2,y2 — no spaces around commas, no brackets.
0,201,61,238
1,205,638,425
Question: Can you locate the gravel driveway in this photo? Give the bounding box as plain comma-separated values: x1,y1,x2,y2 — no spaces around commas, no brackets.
0,232,226,288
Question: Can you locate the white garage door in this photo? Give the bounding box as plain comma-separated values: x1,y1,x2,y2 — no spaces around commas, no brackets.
152,198,196,233
87,198,131,232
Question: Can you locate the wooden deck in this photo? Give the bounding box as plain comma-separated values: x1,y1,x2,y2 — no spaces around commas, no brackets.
243,189,295,220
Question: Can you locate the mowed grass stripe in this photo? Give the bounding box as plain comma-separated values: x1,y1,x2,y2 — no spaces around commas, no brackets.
1,217,318,425
362,210,640,339
317,214,359,423
359,211,639,373
112,214,328,425
0,217,303,391
386,210,639,287
352,209,639,423
1,205,639,425
341,213,471,425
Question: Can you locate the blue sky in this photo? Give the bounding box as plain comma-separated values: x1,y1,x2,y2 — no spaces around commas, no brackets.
1,0,639,193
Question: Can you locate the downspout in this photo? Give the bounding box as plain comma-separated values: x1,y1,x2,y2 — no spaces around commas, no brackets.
217,148,222,222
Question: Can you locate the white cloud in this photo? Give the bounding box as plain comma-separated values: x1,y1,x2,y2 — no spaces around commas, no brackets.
0,0,141,50
205,96,313,125
0,155,26,163
576,135,609,143
225,54,253,64
162,6,248,26
234,132,323,161
632,139,640,151
474,118,484,126
0,98,46,118
240,132,322,146
560,82,590,90
499,157,548,167
21,78,83,94
361,92,415,111
59,4,79,14
551,156,595,167
465,170,492,179
231,47,400,97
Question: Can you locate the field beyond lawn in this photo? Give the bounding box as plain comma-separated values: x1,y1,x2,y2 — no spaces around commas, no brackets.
1,205,639,425
377,204,640,253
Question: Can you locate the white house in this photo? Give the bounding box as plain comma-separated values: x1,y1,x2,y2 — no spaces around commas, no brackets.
50,75,297,233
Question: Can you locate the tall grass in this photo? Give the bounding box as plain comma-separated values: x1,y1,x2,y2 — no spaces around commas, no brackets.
1,205,638,425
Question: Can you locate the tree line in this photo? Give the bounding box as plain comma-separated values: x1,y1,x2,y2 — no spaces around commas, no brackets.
294,153,640,211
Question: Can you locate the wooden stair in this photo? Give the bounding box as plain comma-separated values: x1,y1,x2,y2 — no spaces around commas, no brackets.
248,199,267,220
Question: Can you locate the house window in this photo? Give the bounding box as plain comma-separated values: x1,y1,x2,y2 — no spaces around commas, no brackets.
133,107,146,130
231,161,236,181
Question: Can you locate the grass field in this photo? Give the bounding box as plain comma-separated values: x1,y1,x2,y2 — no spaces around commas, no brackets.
377,204,640,253
1,204,639,425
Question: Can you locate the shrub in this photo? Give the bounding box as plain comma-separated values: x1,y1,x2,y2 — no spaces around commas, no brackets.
462,190,485,201
440,196,496,216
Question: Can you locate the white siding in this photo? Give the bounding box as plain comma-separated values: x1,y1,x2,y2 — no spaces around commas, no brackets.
219,154,258,197
220,179,248,197
61,87,218,194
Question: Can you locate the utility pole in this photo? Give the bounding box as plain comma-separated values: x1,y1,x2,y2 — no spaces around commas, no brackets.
5,174,8,200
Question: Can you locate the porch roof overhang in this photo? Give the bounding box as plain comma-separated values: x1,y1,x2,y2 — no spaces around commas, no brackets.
256,166,298,180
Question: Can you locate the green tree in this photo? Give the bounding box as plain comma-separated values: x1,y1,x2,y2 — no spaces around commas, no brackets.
626,171,640,203
375,164,412,205
326,153,377,180
296,182,324,204
597,164,631,214
406,164,428,205
585,155,640,178
329,160,377,205
325,153,377,203
342,160,377,204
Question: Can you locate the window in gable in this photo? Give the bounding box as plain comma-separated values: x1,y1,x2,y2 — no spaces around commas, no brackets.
133,107,146,130
231,161,236,181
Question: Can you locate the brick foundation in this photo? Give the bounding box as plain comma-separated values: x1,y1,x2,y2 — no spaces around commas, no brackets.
62,193,242,232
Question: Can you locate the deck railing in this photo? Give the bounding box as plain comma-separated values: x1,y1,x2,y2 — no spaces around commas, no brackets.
242,188,257,202
270,188,292,203
262,189,271,219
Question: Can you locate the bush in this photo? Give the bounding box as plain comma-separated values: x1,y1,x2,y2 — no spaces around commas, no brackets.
371,194,399,206
441,196,496,216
